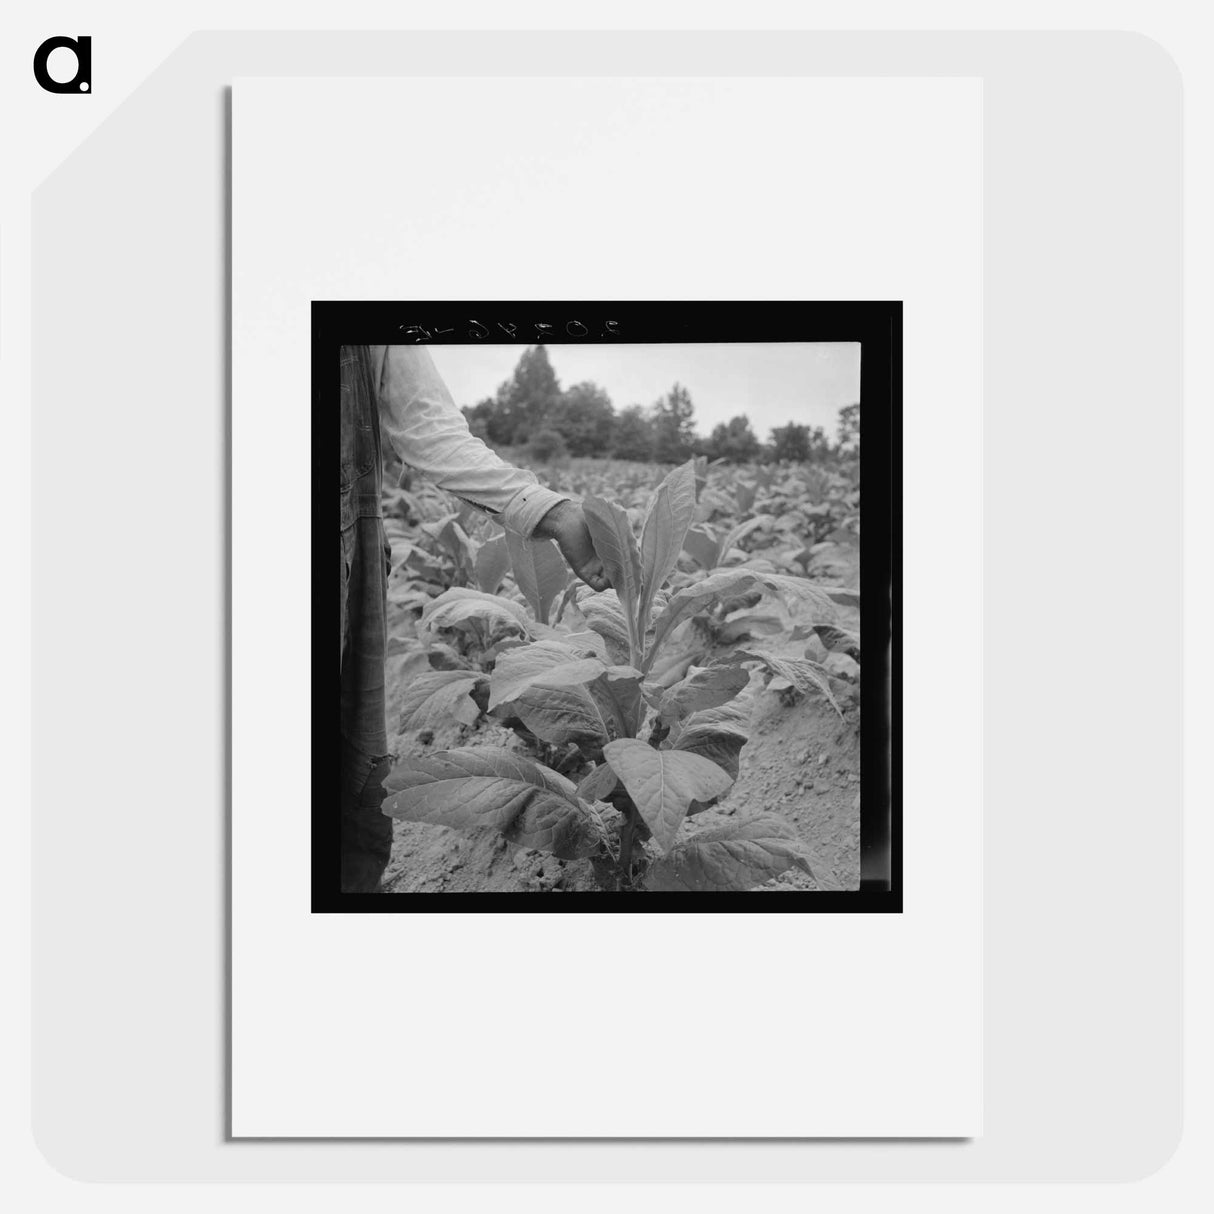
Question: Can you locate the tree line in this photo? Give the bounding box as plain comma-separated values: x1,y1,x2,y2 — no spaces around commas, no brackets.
461,346,860,465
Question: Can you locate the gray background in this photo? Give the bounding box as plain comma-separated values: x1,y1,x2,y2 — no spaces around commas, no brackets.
31,31,1181,1181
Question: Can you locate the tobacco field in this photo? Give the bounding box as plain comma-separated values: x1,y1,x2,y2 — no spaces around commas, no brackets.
377,454,862,893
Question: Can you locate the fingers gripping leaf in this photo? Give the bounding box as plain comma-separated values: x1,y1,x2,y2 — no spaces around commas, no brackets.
383,749,605,859
602,739,734,853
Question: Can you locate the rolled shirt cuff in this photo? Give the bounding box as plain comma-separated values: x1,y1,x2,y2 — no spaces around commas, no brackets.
501,485,572,538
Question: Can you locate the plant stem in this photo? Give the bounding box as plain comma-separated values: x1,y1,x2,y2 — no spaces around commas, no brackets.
618,805,636,891
626,615,644,672
606,689,631,740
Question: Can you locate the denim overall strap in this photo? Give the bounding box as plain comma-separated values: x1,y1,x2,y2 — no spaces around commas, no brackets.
339,345,384,524
338,345,393,891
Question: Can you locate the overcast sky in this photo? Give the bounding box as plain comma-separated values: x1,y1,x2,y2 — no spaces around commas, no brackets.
428,342,860,440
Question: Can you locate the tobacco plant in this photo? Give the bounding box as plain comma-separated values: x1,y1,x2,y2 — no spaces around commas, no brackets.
383,460,851,892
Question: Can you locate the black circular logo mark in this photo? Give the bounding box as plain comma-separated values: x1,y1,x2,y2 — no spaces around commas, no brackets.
33,36,91,94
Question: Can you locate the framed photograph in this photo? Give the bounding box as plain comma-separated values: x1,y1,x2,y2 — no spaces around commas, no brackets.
321,302,899,912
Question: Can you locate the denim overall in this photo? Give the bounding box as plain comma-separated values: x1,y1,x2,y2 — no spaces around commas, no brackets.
339,346,393,891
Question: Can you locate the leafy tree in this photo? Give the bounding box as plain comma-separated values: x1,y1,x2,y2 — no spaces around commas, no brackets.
706,415,761,463
768,422,832,463
653,382,697,463
612,405,656,462
836,402,860,455
462,399,499,443
495,346,563,445
526,427,569,465
768,422,811,463
550,382,616,457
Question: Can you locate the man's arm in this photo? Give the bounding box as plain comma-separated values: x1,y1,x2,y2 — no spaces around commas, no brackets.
372,345,608,591
373,344,565,535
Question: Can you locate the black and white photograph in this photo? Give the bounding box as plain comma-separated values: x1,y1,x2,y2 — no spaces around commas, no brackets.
246,77,968,1137
324,303,898,907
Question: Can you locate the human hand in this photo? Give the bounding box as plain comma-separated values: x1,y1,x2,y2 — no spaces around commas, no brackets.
533,501,610,593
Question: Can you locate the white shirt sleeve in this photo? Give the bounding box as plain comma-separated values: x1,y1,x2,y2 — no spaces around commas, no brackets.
369,345,569,537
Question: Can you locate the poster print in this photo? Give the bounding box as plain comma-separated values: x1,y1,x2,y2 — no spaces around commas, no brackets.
237,75,977,1139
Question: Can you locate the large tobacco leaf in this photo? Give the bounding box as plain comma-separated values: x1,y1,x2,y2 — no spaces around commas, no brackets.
824,586,860,609
716,513,775,566
387,585,437,612
681,515,774,572
575,590,633,665
716,608,785,644
421,587,532,640
421,514,475,581
728,648,844,717
583,496,644,659
643,813,828,891
693,486,738,524
488,639,606,710
505,683,612,748
681,525,722,571
589,665,646,739
576,762,619,803
638,460,697,632
505,531,570,625
734,480,758,516
492,650,634,748
551,578,583,627
644,568,839,670
425,640,474,671
656,663,750,728
670,683,756,782
383,749,604,859
398,670,487,731
530,625,610,660
474,532,512,595
391,542,445,585
602,738,734,853
813,624,861,661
